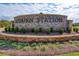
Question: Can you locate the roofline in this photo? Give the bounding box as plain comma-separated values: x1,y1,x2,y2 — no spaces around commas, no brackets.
14,14,67,18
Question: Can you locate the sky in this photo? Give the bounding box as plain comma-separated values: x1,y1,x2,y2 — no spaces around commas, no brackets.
0,0,79,23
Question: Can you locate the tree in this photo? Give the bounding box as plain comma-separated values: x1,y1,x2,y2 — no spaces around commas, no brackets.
0,20,11,28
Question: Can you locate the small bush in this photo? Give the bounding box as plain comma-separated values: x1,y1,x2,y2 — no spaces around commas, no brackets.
31,43,37,47
35,29,39,34
75,28,78,32
59,28,64,34
47,28,51,34
40,45,48,52
67,28,72,33
39,28,42,32
50,27,53,32
7,27,11,32
22,46,31,51
32,46,39,50
5,27,8,32
31,28,35,33
20,28,26,33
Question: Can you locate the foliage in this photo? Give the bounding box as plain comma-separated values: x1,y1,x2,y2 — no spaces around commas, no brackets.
40,45,48,51
0,20,11,28
5,27,8,32
22,46,31,51
75,28,78,32
67,28,72,33
47,28,51,34
38,28,42,32
59,28,64,34
31,28,35,32
31,43,37,47
19,28,26,33
50,27,53,32
32,46,39,50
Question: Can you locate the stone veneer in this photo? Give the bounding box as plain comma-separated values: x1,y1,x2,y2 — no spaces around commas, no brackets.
0,34,79,43
12,14,73,31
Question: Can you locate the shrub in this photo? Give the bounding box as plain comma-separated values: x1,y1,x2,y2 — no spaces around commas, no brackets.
31,43,37,47
38,43,43,46
7,27,11,32
20,28,26,33
12,27,20,33
59,28,64,34
31,28,35,33
17,45,23,50
73,28,76,32
5,27,8,32
47,28,51,34
50,27,53,32
16,27,19,32
11,27,15,32
40,45,48,52
11,42,18,48
25,43,30,46
67,28,72,33
75,28,78,32
22,46,31,51
35,29,39,34
32,46,39,50
39,28,42,32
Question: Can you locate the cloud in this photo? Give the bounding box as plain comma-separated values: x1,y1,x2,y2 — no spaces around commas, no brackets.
0,2,79,23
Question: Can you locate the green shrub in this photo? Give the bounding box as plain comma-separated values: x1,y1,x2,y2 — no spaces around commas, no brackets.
59,28,64,34
16,27,19,32
38,43,43,46
5,27,8,32
76,28,78,32
39,28,42,32
35,29,39,33
25,43,30,46
73,28,76,32
11,42,18,48
31,28,35,32
47,28,51,34
20,28,26,33
40,45,48,52
7,27,11,32
32,46,39,50
22,46,31,51
50,27,53,32
11,27,15,32
31,43,37,47
67,28,72,33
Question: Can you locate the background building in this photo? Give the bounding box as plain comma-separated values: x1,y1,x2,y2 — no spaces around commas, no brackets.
12,13,73,31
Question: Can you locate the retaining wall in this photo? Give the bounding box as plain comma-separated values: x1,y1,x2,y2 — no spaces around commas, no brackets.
0,34,79,42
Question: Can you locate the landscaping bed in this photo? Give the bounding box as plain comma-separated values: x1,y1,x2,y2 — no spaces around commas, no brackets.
0,39,79,56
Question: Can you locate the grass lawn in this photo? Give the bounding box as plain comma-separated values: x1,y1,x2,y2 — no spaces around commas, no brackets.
0,53,8,56
73,26,79,28
62,52,79,56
